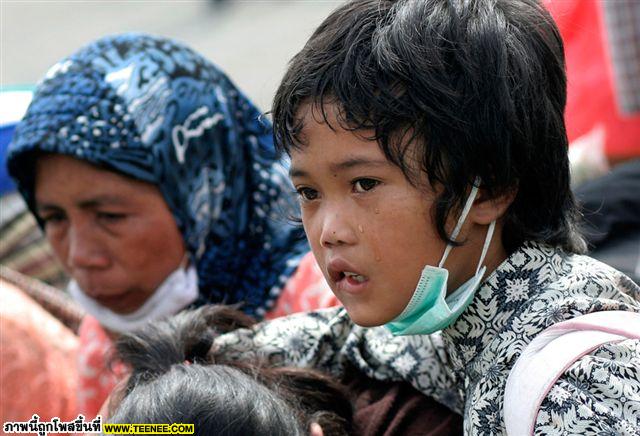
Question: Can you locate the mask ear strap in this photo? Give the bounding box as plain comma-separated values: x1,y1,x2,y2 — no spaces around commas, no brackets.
180,252,191,269
438,179,481,268
475,220,496,275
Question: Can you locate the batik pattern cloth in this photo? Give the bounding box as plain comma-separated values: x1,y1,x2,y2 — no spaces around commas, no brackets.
7,33,308,318
214,241,640,435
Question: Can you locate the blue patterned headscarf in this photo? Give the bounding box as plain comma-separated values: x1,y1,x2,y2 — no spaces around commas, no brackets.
7,33,308,318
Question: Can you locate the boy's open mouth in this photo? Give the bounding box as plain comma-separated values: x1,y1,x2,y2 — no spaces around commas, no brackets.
343,271,367,283
327,260,369,286
334,270,370,293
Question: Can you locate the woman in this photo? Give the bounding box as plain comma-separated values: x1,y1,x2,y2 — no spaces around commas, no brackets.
6,33,337,416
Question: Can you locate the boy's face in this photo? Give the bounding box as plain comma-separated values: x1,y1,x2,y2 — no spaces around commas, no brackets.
289,104,446,327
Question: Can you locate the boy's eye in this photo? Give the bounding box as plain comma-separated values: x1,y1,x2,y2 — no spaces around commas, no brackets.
296,187,319,201
353,178,380,193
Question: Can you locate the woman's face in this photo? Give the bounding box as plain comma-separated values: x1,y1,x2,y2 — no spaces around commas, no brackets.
34,154,186,314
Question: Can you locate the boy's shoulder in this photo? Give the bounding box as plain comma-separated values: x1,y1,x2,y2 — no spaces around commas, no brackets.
496,241,639,303
549,247,639,302
461,243,639,434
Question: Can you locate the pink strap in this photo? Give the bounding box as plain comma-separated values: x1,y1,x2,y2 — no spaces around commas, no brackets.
503,311,640,435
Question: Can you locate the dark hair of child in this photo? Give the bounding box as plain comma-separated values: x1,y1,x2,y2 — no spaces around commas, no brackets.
108,306,353,436
272,0,586,254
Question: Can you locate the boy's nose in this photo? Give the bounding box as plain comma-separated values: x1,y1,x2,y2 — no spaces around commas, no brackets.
66,224,110,270
319,211,357,247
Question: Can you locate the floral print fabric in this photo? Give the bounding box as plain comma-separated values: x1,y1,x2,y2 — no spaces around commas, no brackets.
213,242,640,435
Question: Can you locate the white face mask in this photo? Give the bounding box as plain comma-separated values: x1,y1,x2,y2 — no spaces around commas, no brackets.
68,265,199,333
386,180,496,336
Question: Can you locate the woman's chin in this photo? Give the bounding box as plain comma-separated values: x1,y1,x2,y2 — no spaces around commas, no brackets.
93,290,147,314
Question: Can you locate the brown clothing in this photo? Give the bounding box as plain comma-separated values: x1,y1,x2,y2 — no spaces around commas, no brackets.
345,368,463,436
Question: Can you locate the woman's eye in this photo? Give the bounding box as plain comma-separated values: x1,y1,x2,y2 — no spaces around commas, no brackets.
296,187,319,202
353,178,379,193
40,213,66,226
97,212,127,223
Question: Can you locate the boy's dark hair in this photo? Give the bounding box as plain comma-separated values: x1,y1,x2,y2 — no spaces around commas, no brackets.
272,0,586,253
109,306,352,436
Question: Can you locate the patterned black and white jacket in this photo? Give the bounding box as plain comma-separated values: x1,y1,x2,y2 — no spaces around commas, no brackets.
214,241,640,435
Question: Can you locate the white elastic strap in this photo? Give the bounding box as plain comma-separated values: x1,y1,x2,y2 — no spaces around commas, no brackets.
503,311,640,436
439,180,480,268
475,220,496,275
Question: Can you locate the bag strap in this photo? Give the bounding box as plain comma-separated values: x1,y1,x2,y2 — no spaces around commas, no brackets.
503,311,640,435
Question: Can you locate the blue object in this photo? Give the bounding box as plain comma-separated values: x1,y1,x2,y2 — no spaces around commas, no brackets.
0,125,17,194
0,87,33,195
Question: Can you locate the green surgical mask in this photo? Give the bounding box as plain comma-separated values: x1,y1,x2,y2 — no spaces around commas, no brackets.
386,182,495,336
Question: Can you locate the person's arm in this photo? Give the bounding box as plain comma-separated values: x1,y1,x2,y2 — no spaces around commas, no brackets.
213,306,462,412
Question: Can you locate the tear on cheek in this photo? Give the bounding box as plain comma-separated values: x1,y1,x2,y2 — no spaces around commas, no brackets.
369,233,383,263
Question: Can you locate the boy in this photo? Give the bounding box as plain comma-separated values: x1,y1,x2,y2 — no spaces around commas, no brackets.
214,1,640,434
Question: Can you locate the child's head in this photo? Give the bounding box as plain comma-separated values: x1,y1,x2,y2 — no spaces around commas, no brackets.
274,0,584,253
273,0,586,326
108,306,353,436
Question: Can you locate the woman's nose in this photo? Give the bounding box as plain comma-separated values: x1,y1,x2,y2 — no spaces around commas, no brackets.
66,222,110,269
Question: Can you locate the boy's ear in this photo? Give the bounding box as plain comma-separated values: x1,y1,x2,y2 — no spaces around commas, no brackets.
471,187,517,225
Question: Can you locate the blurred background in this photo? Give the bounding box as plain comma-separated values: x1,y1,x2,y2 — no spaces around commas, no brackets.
1,0,341,111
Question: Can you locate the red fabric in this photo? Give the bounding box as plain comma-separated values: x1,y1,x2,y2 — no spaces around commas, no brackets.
265,252,339,320
76,316,120,419
0,280,78,423
76,252,339,418
545,0,640,160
